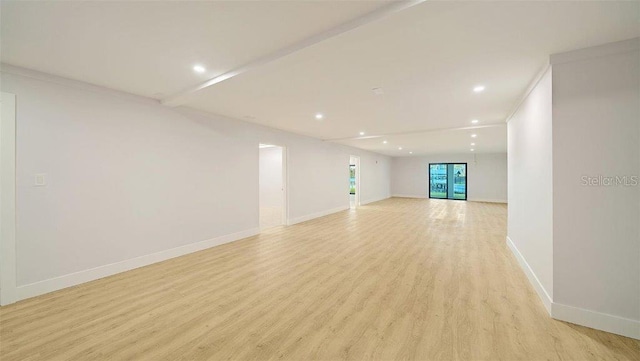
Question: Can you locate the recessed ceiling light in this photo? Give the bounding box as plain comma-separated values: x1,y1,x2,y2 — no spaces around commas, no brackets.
315,113,324,120
398,147,403,150
471,119,479,124
382,140,388,144
470,149,475,152
193,65,206,73
409,151,413,154
359,131,365,136
471,134,477,138
473,85,485,93
471,143,476,146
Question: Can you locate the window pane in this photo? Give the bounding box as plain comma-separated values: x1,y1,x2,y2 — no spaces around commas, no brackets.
429,164,447,198
452,164,466,200
349,164,356,194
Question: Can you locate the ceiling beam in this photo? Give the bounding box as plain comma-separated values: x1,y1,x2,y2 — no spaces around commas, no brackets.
323,123,506,142
161,0,427,107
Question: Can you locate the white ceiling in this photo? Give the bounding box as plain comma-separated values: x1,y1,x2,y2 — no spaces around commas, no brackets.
2,1,639,156
338,124,507,157
0,0,386,98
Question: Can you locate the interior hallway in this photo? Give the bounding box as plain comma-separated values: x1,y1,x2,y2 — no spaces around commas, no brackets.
0,198,638,360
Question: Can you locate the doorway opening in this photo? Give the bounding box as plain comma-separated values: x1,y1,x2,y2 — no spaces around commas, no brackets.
259,144,286,230
428,163,467,200
349,155,360,208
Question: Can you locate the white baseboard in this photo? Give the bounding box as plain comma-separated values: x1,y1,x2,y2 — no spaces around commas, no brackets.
468,198,507,204
392,194,507,203
391,194,428,199
552,302,640,340
506,236,553,314
288,206,349,225
15,228,259,302
506,236,639,340
360,195,391,206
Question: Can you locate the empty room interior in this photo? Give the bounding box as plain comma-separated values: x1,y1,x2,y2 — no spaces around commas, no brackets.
0,1,639,360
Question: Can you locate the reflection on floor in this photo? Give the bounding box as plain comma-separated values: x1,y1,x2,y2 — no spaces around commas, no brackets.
1,198,638,360
350,194,356,208
260,206,282,229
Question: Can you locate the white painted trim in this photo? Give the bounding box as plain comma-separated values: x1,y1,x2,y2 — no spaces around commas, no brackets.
351,155,361,208
468,198,508,204
288,206,349,226
360,196,391,206
15,228,259,302
509,39,640,125
505,64,551,124
161,0,428,106
0,92,17,306
392,194,428,199
552,303,640,340
282,146,289,227
506,236,639,339
0,64,158,106
258,143,288,230
391,194,506,203
506,236,552,314
550,37,639,65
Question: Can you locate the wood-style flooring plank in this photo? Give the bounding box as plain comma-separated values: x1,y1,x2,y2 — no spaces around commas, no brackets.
1,198,638,360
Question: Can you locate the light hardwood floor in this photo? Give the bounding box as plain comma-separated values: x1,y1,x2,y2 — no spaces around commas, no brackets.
1,198,638,360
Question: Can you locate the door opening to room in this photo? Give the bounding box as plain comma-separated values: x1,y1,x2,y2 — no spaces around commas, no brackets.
429,163,467,200
259,144,286,230
349,156,360,208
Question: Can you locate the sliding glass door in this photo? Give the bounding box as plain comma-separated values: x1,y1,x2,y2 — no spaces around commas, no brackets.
349,164,356,195
429,164,448,199
429,163,467,200
451,164,467,199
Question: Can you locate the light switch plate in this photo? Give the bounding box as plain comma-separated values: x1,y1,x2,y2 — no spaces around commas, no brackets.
35,174,46,187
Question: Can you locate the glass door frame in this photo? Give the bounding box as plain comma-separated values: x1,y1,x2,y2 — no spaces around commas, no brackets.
428,163,449,199
428,163,468,201
349,164,356,195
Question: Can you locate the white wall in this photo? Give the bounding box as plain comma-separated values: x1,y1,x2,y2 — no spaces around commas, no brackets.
0,68,391,299
391,153,507,203
507,38,640,339
259,146,283,229
551,39,639,325
359,155,389,205
259,147,283,209
506,67,554,308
